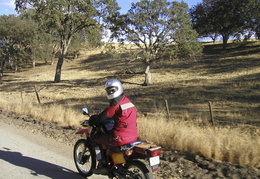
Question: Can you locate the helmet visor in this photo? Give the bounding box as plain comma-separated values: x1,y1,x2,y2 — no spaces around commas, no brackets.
106,87,118,95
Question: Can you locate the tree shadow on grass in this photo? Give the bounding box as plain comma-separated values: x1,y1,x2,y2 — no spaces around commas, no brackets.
1,41,259,127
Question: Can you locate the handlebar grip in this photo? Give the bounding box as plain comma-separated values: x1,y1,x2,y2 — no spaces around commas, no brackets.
81,120,89,127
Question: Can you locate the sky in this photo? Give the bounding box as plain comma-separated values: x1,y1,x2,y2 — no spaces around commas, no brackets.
0,0,202,16
117,0,202,14
0,0,16,15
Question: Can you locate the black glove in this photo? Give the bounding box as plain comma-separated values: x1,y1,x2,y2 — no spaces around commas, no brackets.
89,114,98,126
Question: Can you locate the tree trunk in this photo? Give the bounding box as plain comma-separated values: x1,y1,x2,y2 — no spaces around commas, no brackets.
15,65,18,72
0,57,5,83
0,67,3,84
54,39,70,82
74,53,78,59
256,32,260,40
51,44,59,65
222,34,229,50
54,32,73,83
54,54,64,82
32,59,35,69
0,72,2,83
14,58,18,73
51,55,55,65
144,65,152,86
211,33,218,43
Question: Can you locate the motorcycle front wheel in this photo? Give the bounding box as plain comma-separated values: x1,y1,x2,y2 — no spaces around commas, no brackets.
73,139,96,177
124,160,153,179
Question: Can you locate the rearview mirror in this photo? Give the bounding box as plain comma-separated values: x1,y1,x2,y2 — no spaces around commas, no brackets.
82,108,89,115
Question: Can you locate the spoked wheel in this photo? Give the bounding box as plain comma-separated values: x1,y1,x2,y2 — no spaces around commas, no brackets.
124,160,153,179
73,139,96,177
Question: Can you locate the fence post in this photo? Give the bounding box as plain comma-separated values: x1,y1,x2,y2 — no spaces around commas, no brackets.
208,101,215,127
165,99,170,120
34,85,41,104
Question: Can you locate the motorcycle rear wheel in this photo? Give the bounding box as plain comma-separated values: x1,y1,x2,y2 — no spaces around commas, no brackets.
73,139,96,177
124,160,153,179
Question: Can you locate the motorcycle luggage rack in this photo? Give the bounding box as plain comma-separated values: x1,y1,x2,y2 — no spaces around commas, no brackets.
134,143,161,154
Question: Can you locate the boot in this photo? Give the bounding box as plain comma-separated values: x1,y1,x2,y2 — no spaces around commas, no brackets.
92,161,109,175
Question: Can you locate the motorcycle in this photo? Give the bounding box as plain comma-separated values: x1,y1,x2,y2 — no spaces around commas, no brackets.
73,108,161,179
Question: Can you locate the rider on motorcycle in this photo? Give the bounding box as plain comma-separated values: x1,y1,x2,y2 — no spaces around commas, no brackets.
89,79,138,174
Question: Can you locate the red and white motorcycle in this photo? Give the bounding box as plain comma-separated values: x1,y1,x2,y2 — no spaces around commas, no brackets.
73,108,161,179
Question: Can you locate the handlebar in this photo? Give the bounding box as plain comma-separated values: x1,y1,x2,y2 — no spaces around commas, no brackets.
81,120,89,127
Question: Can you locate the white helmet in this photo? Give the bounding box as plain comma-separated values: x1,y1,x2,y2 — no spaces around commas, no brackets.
104,79,123,100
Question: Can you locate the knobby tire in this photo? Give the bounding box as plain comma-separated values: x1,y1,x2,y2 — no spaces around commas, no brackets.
124,159,153,179
73,139,96,177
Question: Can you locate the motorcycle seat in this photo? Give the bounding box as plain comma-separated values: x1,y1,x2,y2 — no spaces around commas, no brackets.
108,141,143,152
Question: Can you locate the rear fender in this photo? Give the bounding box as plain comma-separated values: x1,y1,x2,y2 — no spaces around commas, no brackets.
75,129,89,135
134,143,161,157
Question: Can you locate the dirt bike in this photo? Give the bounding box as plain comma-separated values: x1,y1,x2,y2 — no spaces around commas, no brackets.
73,108,161,179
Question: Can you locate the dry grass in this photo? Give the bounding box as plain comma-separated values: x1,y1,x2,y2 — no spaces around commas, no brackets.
0,40,259,168
0,95,82,127
137,115,260,168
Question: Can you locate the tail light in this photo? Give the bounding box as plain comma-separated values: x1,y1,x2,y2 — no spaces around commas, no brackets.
125,150,133,156
148,150,161,157
153,167,159,171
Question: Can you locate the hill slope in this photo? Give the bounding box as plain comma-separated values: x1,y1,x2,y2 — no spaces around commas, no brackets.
0,41,260,178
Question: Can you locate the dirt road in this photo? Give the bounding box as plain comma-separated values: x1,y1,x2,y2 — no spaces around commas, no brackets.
1,113,260,179
0,121,106,179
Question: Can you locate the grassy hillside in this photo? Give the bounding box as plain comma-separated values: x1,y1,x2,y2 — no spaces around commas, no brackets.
0,40,259,168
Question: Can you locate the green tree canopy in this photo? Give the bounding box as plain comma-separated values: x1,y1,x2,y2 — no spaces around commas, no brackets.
111,0,202,85
189,0,259,49
15,0,119,82
0,15,38,80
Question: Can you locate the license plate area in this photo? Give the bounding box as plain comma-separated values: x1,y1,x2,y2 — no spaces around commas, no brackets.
149,156,160,166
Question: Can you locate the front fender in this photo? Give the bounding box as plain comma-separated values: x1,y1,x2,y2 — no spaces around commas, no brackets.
75,129,89,135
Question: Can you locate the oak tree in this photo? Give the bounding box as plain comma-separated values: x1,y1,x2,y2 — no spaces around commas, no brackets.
189,0,259,49
0,15,38,81
15,0,119,82
111,0,202,85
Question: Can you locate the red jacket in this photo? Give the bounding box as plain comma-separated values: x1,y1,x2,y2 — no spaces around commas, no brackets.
96,95,138,145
